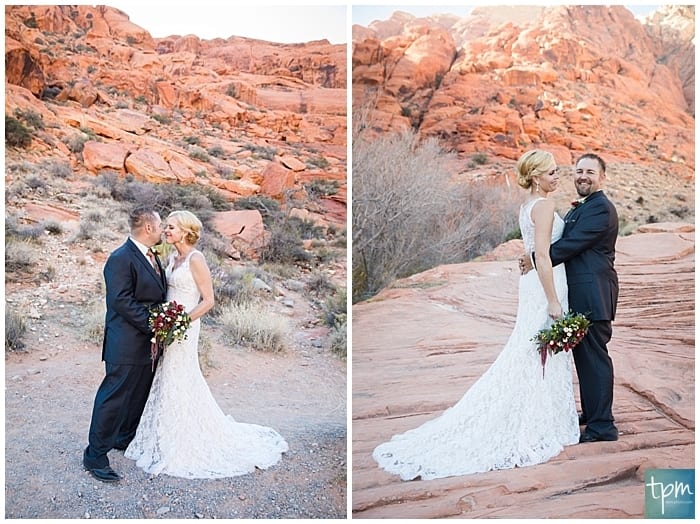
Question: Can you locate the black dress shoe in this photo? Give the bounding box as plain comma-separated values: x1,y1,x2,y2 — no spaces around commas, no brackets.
84,464,121,482
579,431,618,443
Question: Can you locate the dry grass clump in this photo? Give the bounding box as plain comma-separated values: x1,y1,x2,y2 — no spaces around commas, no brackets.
218,302,290,353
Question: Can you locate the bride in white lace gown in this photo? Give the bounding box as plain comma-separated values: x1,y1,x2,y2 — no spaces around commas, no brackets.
126,210,288,478
373,150,579,480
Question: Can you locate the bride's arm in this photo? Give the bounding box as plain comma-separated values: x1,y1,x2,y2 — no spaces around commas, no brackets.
187,252,215,321
531,199,562,320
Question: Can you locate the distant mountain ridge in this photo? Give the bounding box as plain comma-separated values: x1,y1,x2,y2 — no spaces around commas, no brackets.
352,5,694,178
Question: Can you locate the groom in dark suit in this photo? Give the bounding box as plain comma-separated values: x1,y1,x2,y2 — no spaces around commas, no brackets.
83,207,166,482
523,153,619,443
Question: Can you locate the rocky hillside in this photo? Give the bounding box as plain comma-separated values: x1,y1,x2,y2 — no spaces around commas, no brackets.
352,5,694,209
5,4,347,233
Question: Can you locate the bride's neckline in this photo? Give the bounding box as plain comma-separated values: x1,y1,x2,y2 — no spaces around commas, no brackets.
522,196,547,206
170,249,197,272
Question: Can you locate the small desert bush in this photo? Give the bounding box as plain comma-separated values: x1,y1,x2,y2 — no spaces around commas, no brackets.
209,265,258,315
304,178,339,198
328,313,347,359
93,174,231,215
243,144,277,160
258,218,311,265
321,288,347,329
5,215,45,242
233,196,280,225
352,128,519,301
306,271,336,297
5,116,32,148
5,238,39,273
6,309,27,352
42,220,64,235
218,302,289,353
14,108,45,130
189,146,210,162
41,159,72,178
81,299,106,342
306,155,330,170
207,145,226,158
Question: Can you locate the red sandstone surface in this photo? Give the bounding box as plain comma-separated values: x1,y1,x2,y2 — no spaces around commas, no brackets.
352,223,694,518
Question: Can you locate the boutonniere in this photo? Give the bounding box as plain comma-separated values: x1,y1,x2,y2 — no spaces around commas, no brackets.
571,198,586,208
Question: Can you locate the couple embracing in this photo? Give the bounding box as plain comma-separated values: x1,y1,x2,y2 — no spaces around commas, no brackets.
83,207,288,482
374,151,619,480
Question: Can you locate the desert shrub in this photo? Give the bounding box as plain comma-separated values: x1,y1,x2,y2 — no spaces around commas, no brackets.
243,144,277,160
215,163,236,179
6,309,27,352
321,288,347,329
5,214,44,241
233,196,280,225
208,265,258,315
64,133,89,154
5,238,39,273
189,146,210,162
352,128,519,301
5,116,32,148
183,135,200,146
70,220,101,242
304,178,339,199
14,108,45,130
41,159,72,178
472,152,488,165
207,145,225,158
93,174,231,215
258,217,310,265
81,298,106,342
151,113,171,125
218,302,289,352
306,155,330,169
328,314,347,359
306,271,336,297
42,220,64,235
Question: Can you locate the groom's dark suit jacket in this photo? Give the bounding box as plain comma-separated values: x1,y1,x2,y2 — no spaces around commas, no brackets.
549,190,619,321
103,238,167,365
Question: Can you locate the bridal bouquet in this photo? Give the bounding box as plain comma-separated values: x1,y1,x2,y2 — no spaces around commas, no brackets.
148,301,191,371
532,311,590,377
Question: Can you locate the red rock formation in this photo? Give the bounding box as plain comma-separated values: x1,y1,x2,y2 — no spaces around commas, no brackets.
353,5,694,181
5,4,346,230
352,223,694,518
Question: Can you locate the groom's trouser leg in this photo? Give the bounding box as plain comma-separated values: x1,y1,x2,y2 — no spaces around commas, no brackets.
84,362,152,468
116,364,155,447
573,320,616,437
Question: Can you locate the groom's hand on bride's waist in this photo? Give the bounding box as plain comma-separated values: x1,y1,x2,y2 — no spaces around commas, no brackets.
518,254,534,275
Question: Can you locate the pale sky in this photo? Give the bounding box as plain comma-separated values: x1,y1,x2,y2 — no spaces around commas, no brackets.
352,4,661,27
105,3,348,44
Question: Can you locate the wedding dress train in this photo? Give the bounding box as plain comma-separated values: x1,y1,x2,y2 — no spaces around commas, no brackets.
126,250,288,478
373,198,579,480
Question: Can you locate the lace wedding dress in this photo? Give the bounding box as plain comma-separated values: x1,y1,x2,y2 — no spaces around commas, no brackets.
373,198,579,480
125,250,288,478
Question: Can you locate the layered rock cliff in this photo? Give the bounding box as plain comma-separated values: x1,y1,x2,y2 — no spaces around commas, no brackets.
352,5,694,181
5,5,346,227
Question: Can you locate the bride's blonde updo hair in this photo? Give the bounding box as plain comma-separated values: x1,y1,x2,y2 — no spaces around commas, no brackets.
516,150,555,189
168,210,202,245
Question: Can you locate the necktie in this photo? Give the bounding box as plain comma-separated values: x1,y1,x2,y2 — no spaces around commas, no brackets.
146,249,161,276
